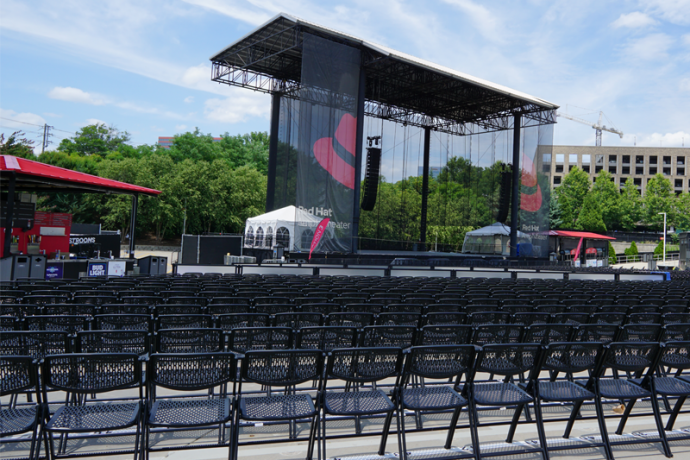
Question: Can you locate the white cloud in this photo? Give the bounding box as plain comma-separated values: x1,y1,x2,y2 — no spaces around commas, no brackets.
612,12,658,28
181,0,272,26
204,90,270,124
175,124,188,131
622,131,690,147
644,0,690,26
680,78,690,92
184,96,194,103
0,108,46,129
48,86,108,105
622,33,674,60
441,0,503,42
84,118,108,127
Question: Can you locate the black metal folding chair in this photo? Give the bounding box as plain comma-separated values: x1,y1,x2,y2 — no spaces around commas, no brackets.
398,344,480,460
1,355,44,460
41,353,145,460
233,349,323,460
155,328,223,353
318,347,404,460
146,352,236,459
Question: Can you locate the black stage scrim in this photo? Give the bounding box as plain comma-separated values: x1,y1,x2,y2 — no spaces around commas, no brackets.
275,34,360,253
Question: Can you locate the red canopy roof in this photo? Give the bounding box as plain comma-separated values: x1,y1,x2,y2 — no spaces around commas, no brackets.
1,155,160,196
548,230,615,240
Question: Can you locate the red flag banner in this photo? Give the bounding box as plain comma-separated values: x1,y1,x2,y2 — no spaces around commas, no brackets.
572,237,584,262
309,218,330,260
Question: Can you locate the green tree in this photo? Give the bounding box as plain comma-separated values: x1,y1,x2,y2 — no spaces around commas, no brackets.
654,239,665,256
549,193,564,229
591,170,621,230
624,241,639,256
574,193,607,233
0,131,36,158
57,124,130,157
643,174,674,230
619,178,642,231
608,241,617,265
554,166,590,228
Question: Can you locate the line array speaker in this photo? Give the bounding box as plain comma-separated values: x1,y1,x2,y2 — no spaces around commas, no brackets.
496,168,512,223
360,147,381,211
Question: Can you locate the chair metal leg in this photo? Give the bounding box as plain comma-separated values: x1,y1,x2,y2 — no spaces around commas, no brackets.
506,404,524,443
593,391,614,460
444,406,463,449
532,392,550,460
469,394,482,460
395,396,407,460
665,396,687,431
563,400,584,438
306,413,319,460
650,381,673,458
378,410,396,456
615,399,636,435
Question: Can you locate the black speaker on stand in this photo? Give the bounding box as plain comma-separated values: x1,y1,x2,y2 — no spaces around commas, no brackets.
361,136,382,211
496,165,512,224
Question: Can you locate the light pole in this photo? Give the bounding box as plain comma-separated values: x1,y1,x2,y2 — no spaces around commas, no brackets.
658,212,667,262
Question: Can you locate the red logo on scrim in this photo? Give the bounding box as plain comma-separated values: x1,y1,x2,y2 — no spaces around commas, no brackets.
520,153,542,212
313,114,357,189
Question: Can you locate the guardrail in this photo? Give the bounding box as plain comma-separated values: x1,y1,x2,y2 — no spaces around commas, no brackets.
615,252,680,264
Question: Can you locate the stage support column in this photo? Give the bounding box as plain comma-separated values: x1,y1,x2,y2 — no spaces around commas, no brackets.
129,193,138,259
266,91,281,213
3,172,16,258
351,66,366,252
510,113,522,258
420,126,431,251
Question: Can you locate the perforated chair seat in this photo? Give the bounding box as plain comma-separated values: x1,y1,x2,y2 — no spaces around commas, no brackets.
653,377,690,396
538,380,595,402
402,385,467,411
598,379,650,399
46,402,140,432
149,398,231,427
240,394,316,421
473,382,533,405
0,407,38,435
324,389,394,415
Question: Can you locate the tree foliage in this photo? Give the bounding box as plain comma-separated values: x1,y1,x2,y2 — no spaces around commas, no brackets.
574,193,607,233
608,241,617,265
624,241,639,256
644,174,674,231
553,166,590,228
0,131,36,159
590,170,620,230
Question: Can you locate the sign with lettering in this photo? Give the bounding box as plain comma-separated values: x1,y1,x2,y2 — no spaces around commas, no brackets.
87,262,107,277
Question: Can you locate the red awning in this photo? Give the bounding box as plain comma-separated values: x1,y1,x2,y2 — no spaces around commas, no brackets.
548,230,615,240
1,155,160,196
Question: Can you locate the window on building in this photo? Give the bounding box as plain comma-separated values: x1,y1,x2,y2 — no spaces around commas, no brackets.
678,156,685,166
255,227,264,247
649,166,657,175
663,156,671,165
582,154,591,164
675,179,683,188
636,166,644,175
622,166,630,174
595,155,604,173
553,176,561,185
543,164,551,173
609,155,617,164
265,227,273,248
609,166,617,174
556,154,564,163
569,165,575,172
276,227,290,248
582,165,590,173
569,154,578,163
663,167,671,175
650,156,658,165
636,155,645,165
619,178,627,187
300,229,314,250
245,226,255,247
678,167,685,176
622,155,630,164
543,154,552,163
634,178,642,187
555,165,563,173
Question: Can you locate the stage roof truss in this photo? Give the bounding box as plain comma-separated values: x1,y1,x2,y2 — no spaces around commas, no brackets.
211,14,558,136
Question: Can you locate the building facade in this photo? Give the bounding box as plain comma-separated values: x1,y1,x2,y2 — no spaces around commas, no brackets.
546,146,689,195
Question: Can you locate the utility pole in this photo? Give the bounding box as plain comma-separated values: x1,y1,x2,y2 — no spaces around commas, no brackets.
41,124,53,153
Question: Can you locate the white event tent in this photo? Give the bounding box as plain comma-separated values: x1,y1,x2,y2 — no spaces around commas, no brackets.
462,222,531,255
243,205,333,252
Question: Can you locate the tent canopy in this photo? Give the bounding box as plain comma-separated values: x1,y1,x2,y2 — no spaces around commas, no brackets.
462,223,531,255
548,230,615,240
244,205,333,252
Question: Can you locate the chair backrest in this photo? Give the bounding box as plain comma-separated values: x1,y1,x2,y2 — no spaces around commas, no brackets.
155,304,205,316
326,347,403,384
296,326,358,351
77,330,150,355
273,312,323,329
25,315,89,334
42,353,142,395
418,325,473,346
359,325,417,348
540,342,604,378
617,324,662,342
100,303,150,315
325,312,374,328
155,328,224,353
215,313,270,331
242,349,323,387
93,314,151,331
156,314,213,331
404,344,477,382
658,341,690,371
472,324,524,346
1,355,37,396
0,331,71,359
662,323,690,341
149,352,236,391
523,323,574,344
474,343,541,378
573,324,619,343
227,327,293,353
377,312,422,327
426,312,468,325
600,342,661,376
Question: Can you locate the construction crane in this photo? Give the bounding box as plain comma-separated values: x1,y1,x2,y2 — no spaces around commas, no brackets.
557,110,623,146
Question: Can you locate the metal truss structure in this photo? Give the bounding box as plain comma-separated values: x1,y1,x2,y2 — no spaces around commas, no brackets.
211,15,557,136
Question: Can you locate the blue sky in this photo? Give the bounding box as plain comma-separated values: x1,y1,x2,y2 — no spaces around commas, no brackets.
1,0,689,152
